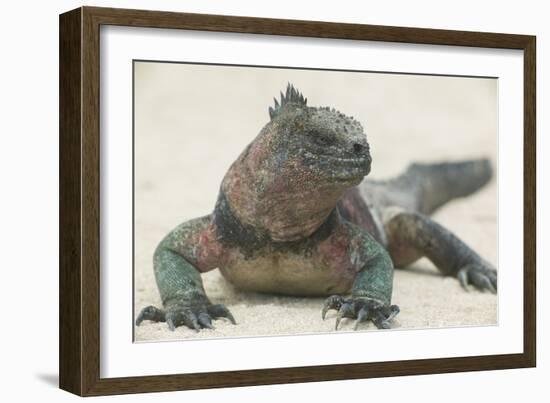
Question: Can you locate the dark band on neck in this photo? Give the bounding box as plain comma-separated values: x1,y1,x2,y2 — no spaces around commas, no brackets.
213,190,339,258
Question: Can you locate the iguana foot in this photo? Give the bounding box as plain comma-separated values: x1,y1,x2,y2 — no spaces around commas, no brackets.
322,295,400,330
457,262,497,293
136,302,236,331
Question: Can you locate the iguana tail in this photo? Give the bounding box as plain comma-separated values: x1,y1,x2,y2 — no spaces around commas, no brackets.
412,158,493,214
370,158,493,215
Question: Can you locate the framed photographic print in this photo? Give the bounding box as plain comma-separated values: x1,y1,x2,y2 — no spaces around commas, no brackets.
59,6,536,396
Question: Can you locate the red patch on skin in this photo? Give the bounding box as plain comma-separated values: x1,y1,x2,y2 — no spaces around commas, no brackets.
194,224,226,272
246,136,270,169
318,225,354,275
338,187,383,244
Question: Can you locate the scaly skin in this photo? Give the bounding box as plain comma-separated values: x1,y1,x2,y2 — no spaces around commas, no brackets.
136,83,497,332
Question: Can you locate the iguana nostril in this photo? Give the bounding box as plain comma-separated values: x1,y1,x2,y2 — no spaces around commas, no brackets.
353,143,363,153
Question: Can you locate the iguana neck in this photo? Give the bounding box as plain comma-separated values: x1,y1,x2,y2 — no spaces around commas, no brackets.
221,130,348,242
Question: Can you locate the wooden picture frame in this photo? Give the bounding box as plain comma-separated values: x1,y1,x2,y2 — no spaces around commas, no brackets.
59,6,536,396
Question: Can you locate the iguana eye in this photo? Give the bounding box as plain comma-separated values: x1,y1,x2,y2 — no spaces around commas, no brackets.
313,133,333,146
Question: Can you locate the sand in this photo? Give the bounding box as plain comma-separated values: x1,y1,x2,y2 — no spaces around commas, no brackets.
133,62,497,341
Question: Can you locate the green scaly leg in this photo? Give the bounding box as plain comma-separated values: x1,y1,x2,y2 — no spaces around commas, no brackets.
136,217,236,331
322,228,399,330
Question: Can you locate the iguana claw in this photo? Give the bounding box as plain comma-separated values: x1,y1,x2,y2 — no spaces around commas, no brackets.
136,305,166,326
136,302,236,331
335,302,355,330
322,295,399,330
322,295,345,320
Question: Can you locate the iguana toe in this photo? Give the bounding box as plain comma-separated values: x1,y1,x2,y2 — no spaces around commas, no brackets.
197,312,214,329
457,263,497,293
335,302,356,330
207,303,237,324
136,305,166,326
322,295,345,320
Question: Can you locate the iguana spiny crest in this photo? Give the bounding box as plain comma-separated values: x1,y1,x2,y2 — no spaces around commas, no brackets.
268,83,308,119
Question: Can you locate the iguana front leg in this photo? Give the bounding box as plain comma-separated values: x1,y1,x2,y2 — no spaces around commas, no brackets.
136,216,235,331
322,226,399,330
384,210,497,292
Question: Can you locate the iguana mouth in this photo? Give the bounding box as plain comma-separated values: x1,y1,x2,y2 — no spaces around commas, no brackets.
330,165,370,182
304,152,371,182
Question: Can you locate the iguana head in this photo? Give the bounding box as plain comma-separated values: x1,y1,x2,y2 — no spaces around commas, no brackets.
221,83,372,242
267,83,372,184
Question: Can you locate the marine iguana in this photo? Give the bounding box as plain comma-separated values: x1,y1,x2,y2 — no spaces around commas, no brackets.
136,83,497,332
